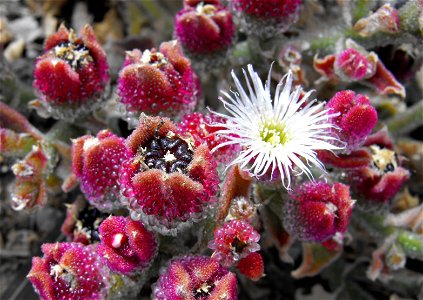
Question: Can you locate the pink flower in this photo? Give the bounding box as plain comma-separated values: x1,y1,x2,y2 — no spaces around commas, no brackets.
152,255,237,300
283,181,355,242
233,0,302,37
177,112,240,163
27,243,108,300
72,130,127,211
33,24,109,120
175,0,235,55
97,216,157,275
236,252,264,281
117,40,200,118
334,49,369,81
119,116,219,235
326,90,378,153
209,219,260,267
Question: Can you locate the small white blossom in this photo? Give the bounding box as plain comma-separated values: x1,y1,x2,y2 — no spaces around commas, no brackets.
213,64,342,189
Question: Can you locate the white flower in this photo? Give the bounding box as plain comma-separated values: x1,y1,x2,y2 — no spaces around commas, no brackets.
212,64,342,189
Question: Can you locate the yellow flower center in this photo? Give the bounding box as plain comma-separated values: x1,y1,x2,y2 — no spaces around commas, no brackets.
259,121,289,146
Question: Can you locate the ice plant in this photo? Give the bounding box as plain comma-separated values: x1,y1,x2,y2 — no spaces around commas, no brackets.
232,0,302,38
282,181,355,242
119,115,219,235
334,49,369,82
61,197,107,244
209,219,260,267
72,130,127,211
213,65,342,189
177,112,240,163
33,24,109,120
117,40,200,120
174,0,235,70
97,216,157,275
27,243,108,300
152,255,237,300
326,90,378,153
236,252,265,281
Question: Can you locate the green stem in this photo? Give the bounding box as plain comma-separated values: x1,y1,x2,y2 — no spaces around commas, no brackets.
386,101,423,136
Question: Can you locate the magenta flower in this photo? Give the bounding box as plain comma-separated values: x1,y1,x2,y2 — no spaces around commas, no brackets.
334,49,369,81
117,40,200,119
233,0,302,37
174,0,235,70
236,252,264,281
72,130,127,211
347,140,410,205
152,255,237,300
119,116,219,235
27,243,108,300
97,216,157,275
209,219,260,267
326,90,378,153
177,112,240,163
33,24,109,120
283,181,355,242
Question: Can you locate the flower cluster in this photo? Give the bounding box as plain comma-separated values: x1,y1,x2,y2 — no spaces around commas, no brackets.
18,2,420,299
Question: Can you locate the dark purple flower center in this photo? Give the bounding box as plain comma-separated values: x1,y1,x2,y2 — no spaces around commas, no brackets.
142,135,193,173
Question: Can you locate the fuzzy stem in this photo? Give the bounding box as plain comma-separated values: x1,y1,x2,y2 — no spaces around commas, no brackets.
386,101,423,136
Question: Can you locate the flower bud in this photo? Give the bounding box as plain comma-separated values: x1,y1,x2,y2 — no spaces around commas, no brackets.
117,41,200,120
326,90,378,153
97,216,157,275
33,24,109,120
283,181,355,242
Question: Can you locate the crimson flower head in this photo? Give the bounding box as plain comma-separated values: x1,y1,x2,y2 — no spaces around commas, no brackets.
27,242,108,300
72,130,127,211
326,90,378,153
152,255,237,300
97,216,157,275
236,252,264,281
177,112,240,163
119,115,219,235
334,48,369,81
117,40,200,119
347,131,410,205
209,219,260,267
174,0,235,70
233,0,302,38
33,24,109,120
283,181,355,242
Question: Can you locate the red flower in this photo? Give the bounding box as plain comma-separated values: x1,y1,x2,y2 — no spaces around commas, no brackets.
233,0,302,37
27,243,108,300
283,181,354,242
33,24,109,120
72,130,127,211
174,0,235,70
97,216,157,275
152,255,237,300
209,219,260,267
334,49,369,81
326,90,378,153
237,252,264,281
117,41,200,118
119,116,219,235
